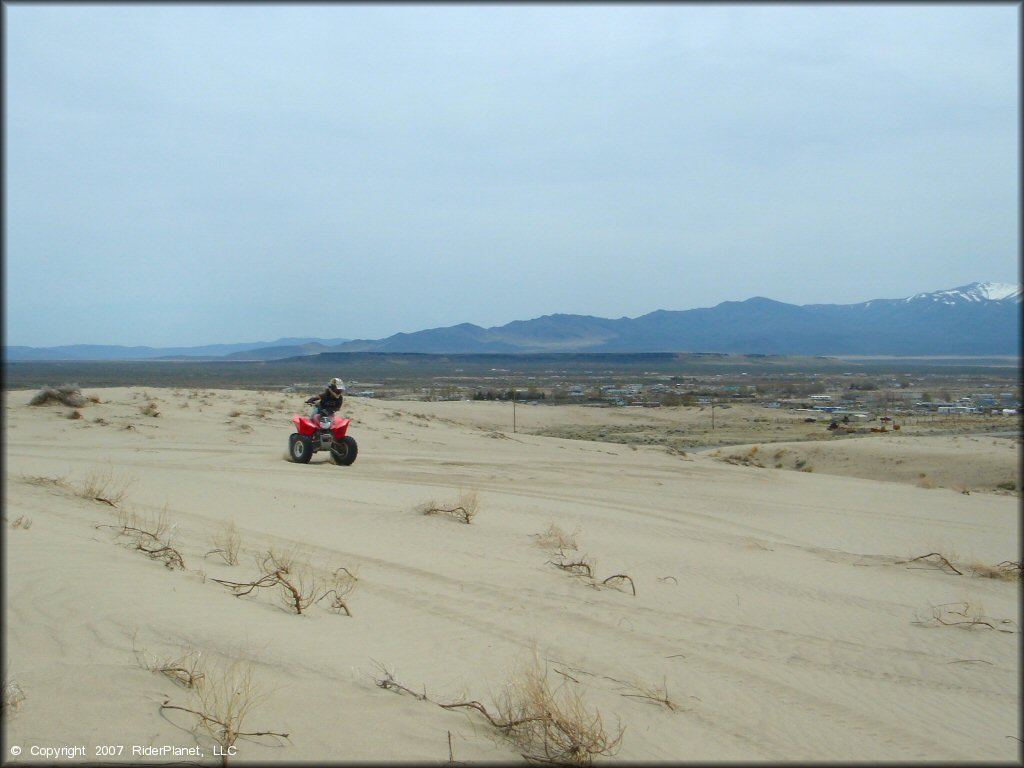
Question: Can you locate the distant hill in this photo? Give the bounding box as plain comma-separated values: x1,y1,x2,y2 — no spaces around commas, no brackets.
5,282,1019,361
3,338,350,362
325,282,1021,357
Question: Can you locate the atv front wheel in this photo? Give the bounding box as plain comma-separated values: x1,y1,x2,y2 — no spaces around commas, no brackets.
331,436,358,466
289,433,313,464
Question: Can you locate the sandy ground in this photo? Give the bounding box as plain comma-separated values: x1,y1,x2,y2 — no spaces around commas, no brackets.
3,387,1020,763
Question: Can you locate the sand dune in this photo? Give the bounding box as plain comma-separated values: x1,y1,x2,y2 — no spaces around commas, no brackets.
3,387,1020,762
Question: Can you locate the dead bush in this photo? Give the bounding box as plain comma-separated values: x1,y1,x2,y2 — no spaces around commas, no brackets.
898,552,963,575
493,652,624,763
316,567,359,617
533,523,580,554
2,679,26,717
548,552,636,596
213,550,357,616
374,653,623,765
207,520,242,566
79,469,133,507
417,490,480,524
900,553,1022,583
548,660,685,713
2,667,26,717
912,602,1017,633
29,383,87,408
969,560,1023,582
98,505,185,570
160,658,288,764
133,635,206,689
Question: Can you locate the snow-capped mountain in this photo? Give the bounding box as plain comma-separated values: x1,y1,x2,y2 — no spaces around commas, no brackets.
906,281,1022,304
6,282,1021,360
321,281,1022,356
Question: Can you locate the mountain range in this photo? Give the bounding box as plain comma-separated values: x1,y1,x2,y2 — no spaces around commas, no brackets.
5,282,1020,361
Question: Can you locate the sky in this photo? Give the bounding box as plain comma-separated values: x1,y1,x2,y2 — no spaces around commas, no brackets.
4,3,1020,348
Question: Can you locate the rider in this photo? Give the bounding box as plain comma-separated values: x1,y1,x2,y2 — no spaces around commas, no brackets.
306,378,345,420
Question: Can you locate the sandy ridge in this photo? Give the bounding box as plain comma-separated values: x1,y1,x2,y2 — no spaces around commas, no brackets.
3,387,1019,762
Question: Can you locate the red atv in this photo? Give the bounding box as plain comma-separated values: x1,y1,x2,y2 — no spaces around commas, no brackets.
289,409,358,465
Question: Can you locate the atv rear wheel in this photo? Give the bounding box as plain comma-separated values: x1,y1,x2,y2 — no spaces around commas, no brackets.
289,433,313,464
331,435,358,466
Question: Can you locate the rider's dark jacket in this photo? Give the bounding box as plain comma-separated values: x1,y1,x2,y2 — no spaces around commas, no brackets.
311,388,343,414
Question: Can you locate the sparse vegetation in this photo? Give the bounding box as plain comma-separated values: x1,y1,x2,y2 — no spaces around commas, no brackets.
213,549,358,616
29,383,87,408
548,660,685,713
899,552,963,575
98,505,185,570
160,658,289,765
2,673,26,717
533,523,580,554
207,520,242,566
417,490,480,524
79,468,134,507
899,552,1023,582
374,652,623,765
547,551,636,596
969,560,1023,582
913,602,1017,633
133,635,206,689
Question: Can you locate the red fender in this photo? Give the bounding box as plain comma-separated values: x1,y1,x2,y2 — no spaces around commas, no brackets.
292,415,350,438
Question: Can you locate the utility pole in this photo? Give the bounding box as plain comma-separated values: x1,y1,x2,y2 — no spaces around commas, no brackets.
711,398,716,430
512,380,517,434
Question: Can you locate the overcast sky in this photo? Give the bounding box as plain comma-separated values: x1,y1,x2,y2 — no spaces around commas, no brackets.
4,3,1019,348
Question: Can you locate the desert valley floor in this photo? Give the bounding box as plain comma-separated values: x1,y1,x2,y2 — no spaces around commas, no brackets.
3,387,1020,763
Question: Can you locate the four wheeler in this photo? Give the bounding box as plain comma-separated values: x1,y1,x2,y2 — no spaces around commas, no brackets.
289,408,358,465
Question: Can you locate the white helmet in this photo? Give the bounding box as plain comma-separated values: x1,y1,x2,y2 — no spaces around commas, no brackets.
329,377,346,393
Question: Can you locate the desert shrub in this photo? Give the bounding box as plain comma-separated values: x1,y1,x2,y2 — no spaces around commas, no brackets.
207,520,242,566
969,560,1023,582
493,653,624,764
213,549,358,616
533,523,580,554
996,480,1016,491
29,383,87,408
547,550,636,596
898,552,963,575
417,490,479,524
100,505,185,570
134,636,206,689
319,567,359,616
160,658,288,762
374,652,623,765
2,674,26,716
912,602,1016,633
79,468,134,507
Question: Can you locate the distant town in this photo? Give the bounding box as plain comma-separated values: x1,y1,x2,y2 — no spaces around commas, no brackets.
295,367,1023,422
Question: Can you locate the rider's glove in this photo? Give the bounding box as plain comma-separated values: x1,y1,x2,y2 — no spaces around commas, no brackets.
305,398,315,404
